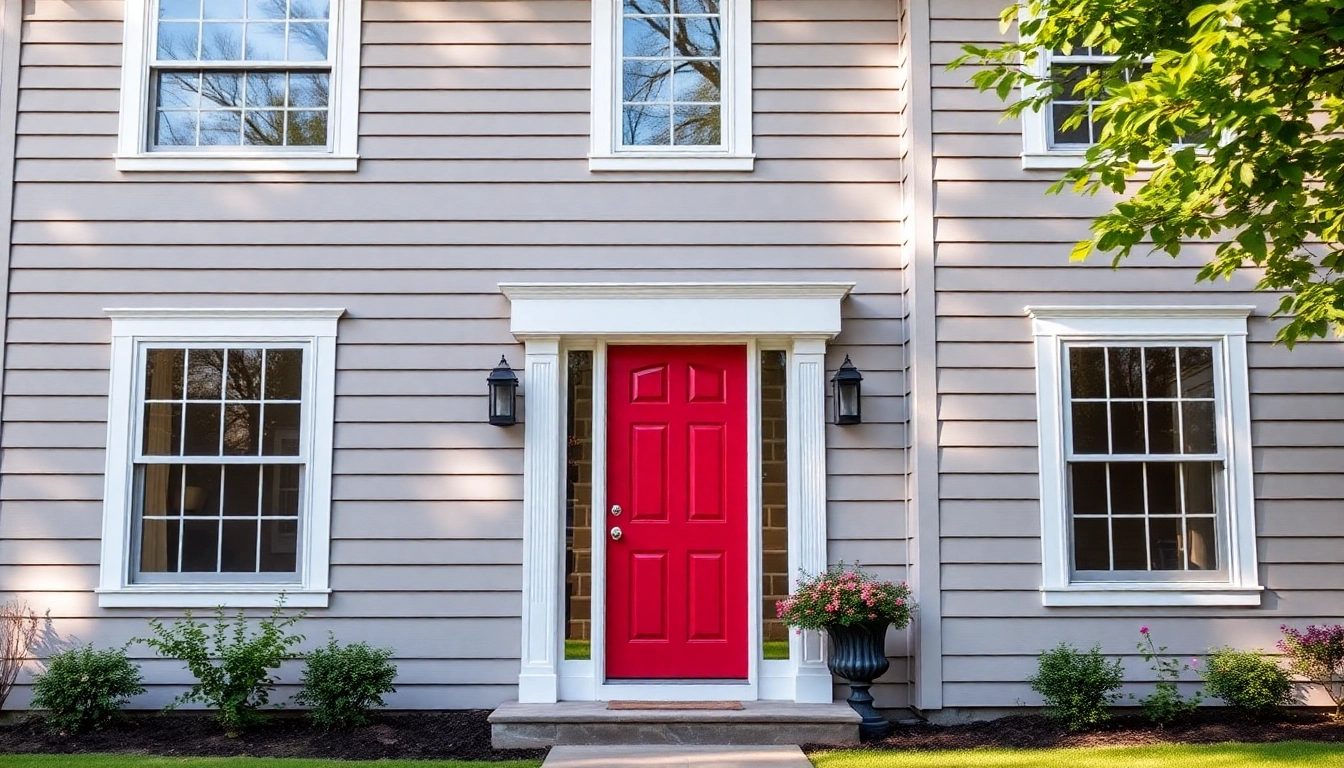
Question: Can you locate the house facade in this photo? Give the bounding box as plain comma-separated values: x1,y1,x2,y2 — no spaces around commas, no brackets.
0,0,1340,718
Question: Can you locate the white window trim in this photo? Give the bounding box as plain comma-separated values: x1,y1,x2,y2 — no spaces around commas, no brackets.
588,0,754,172
1021,47,1092,170
97,308,343,608
114,0,362,173
1027,305,1262,607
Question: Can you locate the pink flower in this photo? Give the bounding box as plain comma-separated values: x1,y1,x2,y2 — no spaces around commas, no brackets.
1192,658,1199,666
1140,626,1150,635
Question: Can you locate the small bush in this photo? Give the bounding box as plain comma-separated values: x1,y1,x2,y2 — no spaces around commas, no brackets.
1028,642,1124,731
142,601,304,734
0,599,41,711
30,645,145,733
295,635,397,729
1202,646,1294,717
1277,624,1344,719
1134,626,1202,726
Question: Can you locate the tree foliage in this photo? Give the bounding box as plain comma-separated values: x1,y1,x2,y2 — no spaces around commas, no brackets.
957,1,1344,345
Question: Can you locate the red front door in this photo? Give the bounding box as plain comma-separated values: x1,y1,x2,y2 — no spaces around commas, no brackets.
605,345,748,680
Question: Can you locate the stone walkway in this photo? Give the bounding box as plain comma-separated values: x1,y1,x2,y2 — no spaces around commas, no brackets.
542,745,815,768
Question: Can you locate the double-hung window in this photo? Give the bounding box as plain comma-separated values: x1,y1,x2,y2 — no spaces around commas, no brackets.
590,0,754,171
98,309,342,607
1028,306,1262,606
1022,45,1128,167
116,0,361,171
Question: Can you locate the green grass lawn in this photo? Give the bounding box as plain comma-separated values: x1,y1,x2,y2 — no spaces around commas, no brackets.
810,741,1344,768
0,758,541,768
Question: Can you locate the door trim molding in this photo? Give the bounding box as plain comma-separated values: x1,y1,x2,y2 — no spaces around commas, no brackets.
504,282,852,704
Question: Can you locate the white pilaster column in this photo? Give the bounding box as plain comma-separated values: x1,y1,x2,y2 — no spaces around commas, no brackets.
518,336,563,703
789,336,833,703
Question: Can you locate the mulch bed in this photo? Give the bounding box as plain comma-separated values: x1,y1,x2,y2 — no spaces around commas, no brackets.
0,710,548,762
823,710,1344,751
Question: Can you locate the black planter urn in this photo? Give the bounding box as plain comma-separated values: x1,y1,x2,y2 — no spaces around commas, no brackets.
825,619,892,739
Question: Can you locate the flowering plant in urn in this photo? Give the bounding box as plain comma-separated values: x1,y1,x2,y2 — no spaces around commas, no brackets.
776,562,914,631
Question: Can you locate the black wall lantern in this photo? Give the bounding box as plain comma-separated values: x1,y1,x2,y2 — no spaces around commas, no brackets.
487,356,519,426
831,355,863,426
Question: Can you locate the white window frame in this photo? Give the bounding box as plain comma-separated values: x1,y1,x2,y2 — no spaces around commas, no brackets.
589,0,754,172
1021,47,1113,169
114,0,362,172
1027,306,1262,607
97,308,343,608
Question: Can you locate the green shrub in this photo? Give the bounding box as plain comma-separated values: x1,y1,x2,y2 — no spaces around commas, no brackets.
294,635,397,729
1203,646,1295,717
142,602,304,735
1028,642,1125,731
29,645,145,733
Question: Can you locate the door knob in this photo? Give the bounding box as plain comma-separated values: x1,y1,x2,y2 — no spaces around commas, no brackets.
610,526,623,541
611,504,622,517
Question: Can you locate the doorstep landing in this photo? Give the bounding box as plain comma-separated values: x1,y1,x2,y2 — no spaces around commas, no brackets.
541,745,814,768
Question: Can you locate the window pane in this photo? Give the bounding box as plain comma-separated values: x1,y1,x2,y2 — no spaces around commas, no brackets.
1051,103,1090,145
157,21,200,60
673,104,719,145
1068,347,1105,399
1069,462,1107,516
287,22,329,61
223,403,260,455
1149,517,1182,570
624,15,669,56
181,519,220,572
199,110,242,145
286,110,328,145
623,103,672,145
158,72,201,108
183,464,222,515
1179,347,1214,397
200,21,244,60
624,58,672,102
262,403,302,455
221,464,261,516
145,348,185,400
1182,401,1217,453
244,21,286,60
265,349,304,399
1071,402,1107,454
1146,401,1179,454
245,71,286,107
186,349,223,399
160,0,201,19
220,519,259,572
1145,462,1180,515
291,0,329,19
1109,463,1144,515
260,519,298,572
1073,517,1109,570
672,61,718,101
140,518,181,572
1186,517,1216,570
243,110,286,145
1107,347,1143,398
760,350,789,661
287,74,328,108
140,463,184,518
262,463,301,516
564,351,594,660
1111,517,1147,569
674,16,720,57
1109,402,1145,453
247,0,286,19
225,348,264,400
1145,347,1177,397
1184,462,1215,515
142,403,183,456
675,0,717,13
182,403,222,455
203,0,244,18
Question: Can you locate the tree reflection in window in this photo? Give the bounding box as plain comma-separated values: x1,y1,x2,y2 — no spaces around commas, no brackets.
621,0,721,147
152,0,330,148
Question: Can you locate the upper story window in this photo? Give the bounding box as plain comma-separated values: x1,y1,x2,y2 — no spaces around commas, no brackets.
116,0,362,172
1022,45,1126,168
590,0,754,172
1028,306,1262,607
98,309,343,608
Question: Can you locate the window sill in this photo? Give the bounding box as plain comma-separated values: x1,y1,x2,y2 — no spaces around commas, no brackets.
115,154,359,173
1021,152,1086,170
96,587,330,609
589,154,755,172
1042,584,1263,607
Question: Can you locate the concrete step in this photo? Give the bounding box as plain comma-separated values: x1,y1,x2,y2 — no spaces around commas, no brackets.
490,701,861,748
542,745,814,768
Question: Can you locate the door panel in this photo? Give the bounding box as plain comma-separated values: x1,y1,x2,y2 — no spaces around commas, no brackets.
606,344,748,680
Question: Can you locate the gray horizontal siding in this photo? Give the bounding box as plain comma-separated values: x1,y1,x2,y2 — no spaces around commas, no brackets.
3,0,911,709
930,0,1344,709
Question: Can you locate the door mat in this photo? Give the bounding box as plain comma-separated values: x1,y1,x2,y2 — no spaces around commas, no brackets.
606,700,745,711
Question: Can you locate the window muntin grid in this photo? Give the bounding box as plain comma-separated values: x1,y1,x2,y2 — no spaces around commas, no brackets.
620,0,723,148
1047,46,1140,148
133,345,306,582
149,0,332,149
1063,344,1225,576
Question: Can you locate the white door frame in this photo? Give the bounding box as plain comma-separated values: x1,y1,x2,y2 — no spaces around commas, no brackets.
502,282,852,704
